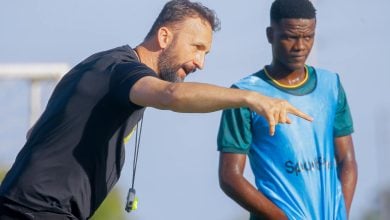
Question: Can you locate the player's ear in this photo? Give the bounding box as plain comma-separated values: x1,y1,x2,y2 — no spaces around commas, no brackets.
157,27,173,49
266,26,273,44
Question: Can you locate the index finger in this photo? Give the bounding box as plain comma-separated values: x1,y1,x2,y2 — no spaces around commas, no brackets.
286,105,313,122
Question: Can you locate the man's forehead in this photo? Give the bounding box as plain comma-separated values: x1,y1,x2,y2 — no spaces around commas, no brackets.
273,18,316,34
279,18,316,28
178,17,212,32
175,17,213,46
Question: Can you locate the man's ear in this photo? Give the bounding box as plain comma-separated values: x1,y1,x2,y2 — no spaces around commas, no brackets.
157,27,173,49
266,26,273,44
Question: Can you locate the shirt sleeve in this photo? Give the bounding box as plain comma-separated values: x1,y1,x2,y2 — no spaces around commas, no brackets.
217,106,252,154
333,76,354,137
110,61,157,109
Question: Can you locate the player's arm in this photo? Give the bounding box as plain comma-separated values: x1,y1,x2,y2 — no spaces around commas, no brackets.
334,135,357,217
130,76,312,135
219,152,287,219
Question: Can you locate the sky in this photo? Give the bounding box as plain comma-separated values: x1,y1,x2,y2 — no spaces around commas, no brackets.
1,0,390,219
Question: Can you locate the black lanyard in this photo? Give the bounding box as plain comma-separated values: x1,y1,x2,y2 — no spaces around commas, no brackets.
125,116,143,212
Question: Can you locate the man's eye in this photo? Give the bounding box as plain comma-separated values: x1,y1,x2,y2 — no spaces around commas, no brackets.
304,35,314,41
194,45,205,51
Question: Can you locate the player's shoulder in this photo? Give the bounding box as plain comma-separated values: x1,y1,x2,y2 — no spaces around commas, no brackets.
310,66,341,82
311,66,339,76
233,70,266,88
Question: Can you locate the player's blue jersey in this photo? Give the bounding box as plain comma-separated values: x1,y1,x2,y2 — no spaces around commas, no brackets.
234,68,347,220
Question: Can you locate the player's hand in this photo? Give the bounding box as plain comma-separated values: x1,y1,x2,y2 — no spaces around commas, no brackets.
248,92,313,136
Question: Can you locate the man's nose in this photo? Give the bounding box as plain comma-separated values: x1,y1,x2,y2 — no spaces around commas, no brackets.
293,38,305,51
194,53,205,70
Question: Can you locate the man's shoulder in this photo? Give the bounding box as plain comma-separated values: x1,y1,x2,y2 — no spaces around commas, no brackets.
232,70,266,88
90,45,137,62
311,66,338,76
310,66,340,84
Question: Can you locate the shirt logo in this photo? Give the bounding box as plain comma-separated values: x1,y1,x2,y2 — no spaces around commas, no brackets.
284,157,336,176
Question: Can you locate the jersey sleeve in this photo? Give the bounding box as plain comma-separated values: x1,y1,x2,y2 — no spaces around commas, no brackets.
217,105,252,154
110,62,157,109
334,76,354,137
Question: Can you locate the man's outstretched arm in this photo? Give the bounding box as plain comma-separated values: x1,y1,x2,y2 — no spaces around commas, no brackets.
130,76,313,135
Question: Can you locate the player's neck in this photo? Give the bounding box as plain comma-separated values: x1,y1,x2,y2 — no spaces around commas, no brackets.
264,64,308,88
134,43,159,73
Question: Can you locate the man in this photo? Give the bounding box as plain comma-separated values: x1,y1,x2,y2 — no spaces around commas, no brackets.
0,0,312,220
217,0,357,219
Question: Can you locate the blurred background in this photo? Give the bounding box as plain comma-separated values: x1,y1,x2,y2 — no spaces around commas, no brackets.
1,0,389,219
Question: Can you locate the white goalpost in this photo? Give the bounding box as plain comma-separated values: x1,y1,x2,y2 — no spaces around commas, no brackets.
0,63,70,126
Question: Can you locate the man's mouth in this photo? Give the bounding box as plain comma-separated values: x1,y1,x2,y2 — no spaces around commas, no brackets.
290,55,306,61
176,68,188,81
183,67,196,75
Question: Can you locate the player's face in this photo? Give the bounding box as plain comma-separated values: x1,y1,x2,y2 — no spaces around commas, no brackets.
268,18,316,72
158,17,212,82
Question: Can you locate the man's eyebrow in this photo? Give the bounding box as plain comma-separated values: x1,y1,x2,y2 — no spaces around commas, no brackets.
193,43,206,49
193,43,211,53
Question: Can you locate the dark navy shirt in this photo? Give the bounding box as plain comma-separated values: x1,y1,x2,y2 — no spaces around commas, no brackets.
0,45,157,219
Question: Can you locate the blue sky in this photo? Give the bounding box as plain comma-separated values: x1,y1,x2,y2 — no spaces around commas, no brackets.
1,0,390,219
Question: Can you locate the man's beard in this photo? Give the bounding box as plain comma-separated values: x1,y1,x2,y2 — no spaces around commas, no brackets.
157,45,183,83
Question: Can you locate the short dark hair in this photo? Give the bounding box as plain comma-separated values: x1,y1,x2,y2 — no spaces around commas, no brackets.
145,0,221,40
270,0,316,23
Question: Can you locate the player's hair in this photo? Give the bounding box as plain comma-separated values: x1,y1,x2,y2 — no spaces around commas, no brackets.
145,0,220,40
270,0,316,23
